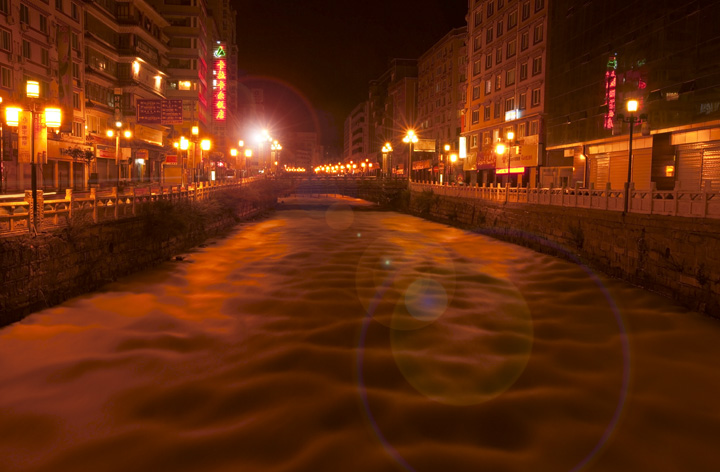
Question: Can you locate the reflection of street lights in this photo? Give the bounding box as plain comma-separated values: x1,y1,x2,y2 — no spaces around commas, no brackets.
403,130,418,181
191,126,199,185
495,130,515,203
617,99,646,214
381,142,392,179
5,81,62,232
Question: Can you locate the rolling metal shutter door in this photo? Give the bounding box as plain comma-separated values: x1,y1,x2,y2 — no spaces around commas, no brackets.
677,144,703,191
589,154,609,189
609,150,629,190
702,148,720,190
631,148,652,190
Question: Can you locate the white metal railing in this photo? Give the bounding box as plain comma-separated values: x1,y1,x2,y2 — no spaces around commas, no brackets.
0,177,262,235
410,181,720,219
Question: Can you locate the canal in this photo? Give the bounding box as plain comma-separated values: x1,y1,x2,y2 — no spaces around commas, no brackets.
1,196,718,471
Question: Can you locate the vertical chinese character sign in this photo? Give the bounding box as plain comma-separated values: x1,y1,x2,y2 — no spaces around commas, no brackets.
214,44,227,121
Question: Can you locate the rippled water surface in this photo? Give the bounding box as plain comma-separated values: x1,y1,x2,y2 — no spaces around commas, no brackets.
1,196,719,472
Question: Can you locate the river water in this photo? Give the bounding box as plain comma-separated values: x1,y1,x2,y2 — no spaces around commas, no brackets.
1,196,719,472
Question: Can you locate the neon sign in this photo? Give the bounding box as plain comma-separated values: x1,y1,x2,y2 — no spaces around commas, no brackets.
213,44,227,121
604,55,617,130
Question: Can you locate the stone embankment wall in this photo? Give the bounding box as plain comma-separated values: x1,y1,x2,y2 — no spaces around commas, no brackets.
0,187,277,326
408,189,720,317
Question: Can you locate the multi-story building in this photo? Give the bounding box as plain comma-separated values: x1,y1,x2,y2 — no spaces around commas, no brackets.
546,0,720,193
0,0,85,192
366,59,417,178
417,26,467,183
343,101,370,165
464,0,548,187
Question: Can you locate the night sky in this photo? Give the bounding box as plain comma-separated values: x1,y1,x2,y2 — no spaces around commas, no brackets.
234,0,468,152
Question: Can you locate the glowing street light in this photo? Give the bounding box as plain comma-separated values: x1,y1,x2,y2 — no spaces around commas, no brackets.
402,130,418,181
617,99,646,214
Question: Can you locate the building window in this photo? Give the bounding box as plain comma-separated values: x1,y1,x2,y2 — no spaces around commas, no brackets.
473,59,482,76
505,97,515,112
487,2,494,17
485,79,492,95
494,102,501,118
20,4,29,24
472,85,481,100
520,62,528,81
474,9,482,26
0,29,10,51
40,15,48,33
508,10,517,29
496,47,502,64
73,92,80,109
71,31,79,50
472,134,478,148
473,35,482,51
472,109,480,124
495,74,502,90
484,105,491,121
22,40,31,60
0,66,11,88
517,122,527,138
71,2,79,20
72,62,80,79
486,26,494,44
483,132,491,145
498,0,504,9
72,121,83,137
521,31,529,51
531,88,541,106
522,1,530,20
507,40,516,59
506,68,516,86
530,120,539,135
533,23,543,44
535,0,545,12
55,0,62,12
485,53,492,70
497,20,503,37
519,92,527,109
0,0,8,15
532,56,543,75
41,48,49,66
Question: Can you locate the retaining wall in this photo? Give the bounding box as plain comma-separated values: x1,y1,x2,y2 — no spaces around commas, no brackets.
0,189,276,326
408,188,720,317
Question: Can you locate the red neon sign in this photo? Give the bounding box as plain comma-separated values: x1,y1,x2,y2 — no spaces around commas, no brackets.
214,44,227,121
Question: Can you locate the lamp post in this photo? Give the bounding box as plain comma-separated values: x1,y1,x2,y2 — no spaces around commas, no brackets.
5,81,62,232
271,140,282,175
618,99,646,214
443,144,451,185
382,142,392,179
200,138,211,181
449,153,458,185
495,130,515,203
107,124,131,188
403,130,418,181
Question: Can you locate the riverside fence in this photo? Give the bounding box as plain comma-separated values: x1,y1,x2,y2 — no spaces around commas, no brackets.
0,178,262,236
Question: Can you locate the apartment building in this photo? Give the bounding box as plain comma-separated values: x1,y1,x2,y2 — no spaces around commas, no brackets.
546,0,720,193
417,26,467,183
464,0,548,187
343,100,370,164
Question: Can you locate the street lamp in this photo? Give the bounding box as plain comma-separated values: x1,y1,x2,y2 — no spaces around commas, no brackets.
617,99,647,214
271,140,282,175
495,130,515,203
382,142,393,179
403,130,418,181
107,124,131,188
200,139,211,181
443,144,451,185
5,81,62,232
449,153,458,185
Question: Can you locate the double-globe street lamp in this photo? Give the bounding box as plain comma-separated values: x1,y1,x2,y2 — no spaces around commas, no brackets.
5,80,62,232
107,121,132,188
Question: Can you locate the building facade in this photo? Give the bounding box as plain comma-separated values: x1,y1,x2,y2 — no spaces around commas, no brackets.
343,100,370,165
417,26,467,183
464,0,548,188
546,0,720,193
